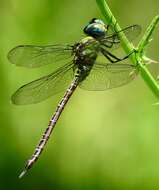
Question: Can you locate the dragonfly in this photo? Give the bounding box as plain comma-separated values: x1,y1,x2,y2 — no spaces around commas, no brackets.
8,18,141,178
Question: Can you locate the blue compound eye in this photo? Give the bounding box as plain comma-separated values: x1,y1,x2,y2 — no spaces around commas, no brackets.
84,23,106,38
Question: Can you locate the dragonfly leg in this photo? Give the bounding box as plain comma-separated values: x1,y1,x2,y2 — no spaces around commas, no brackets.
107,16,113,28
106,24,110,31
101,48,134,63
101,35,119,49
101,49,117,63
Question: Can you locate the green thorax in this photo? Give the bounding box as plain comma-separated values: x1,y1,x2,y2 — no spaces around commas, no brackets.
73,36,100,82
74,36,100,65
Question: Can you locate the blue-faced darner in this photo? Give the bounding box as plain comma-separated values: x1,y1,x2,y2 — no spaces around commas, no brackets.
8,18,141,178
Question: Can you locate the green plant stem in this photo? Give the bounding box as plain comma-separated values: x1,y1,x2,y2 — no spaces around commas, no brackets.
96,0,159,98
138,15,159,56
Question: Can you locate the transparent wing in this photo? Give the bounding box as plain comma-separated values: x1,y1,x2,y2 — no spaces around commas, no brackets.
100,25,142,49
11,62,74,105
8,44,73,68
79,62,138,91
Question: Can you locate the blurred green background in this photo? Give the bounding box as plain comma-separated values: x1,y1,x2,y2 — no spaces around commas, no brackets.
1,0,159,189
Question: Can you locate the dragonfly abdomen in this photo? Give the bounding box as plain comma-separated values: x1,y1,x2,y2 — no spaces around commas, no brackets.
19,77,80,178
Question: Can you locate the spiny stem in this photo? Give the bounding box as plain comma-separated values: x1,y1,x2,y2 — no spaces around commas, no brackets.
96,0,159,98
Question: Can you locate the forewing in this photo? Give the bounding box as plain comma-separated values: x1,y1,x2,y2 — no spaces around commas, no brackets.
79,62,138,91
11,62,74,105
8,44,73,68
100,25,142,49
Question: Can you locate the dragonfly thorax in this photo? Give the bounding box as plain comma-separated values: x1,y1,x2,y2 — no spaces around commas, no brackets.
74,36,99,64
74,36,99,81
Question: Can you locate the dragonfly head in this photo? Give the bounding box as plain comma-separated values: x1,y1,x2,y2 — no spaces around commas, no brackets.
84,18,108,39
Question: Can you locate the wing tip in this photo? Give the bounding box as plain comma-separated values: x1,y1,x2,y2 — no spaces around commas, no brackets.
7,45,28,64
